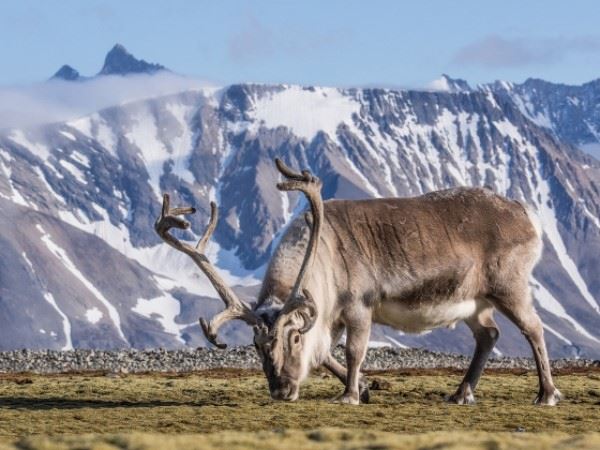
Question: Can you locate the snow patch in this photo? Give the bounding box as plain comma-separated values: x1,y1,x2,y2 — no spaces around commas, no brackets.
384,335,409,349
493,119,522,142
280,189,292,224
126,107,169,200
21,251,34,272
59,131,77,141
427,76,454,92
68,117,92,138
581,202,600,231
164,101,196,184
71,152,90,167
85,307,103,324
95,118,117,156
132,295,186,342
43,292,73,350
59,160,87,185
368,340,392,348
251,86,360,141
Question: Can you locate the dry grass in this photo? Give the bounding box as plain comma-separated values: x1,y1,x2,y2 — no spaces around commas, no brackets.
0,370,598,449
9,430,600,450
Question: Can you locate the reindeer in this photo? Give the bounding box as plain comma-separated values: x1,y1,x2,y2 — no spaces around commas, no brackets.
155,159,561,406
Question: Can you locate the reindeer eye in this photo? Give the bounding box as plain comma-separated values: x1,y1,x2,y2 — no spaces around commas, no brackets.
293,334,300,344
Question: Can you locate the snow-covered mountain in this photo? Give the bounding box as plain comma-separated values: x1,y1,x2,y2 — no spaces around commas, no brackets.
1,51,599,357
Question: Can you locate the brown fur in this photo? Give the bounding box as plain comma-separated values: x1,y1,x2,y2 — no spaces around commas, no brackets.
262,188,538,312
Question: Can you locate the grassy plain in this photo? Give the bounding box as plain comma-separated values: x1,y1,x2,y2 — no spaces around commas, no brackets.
0,369,598,449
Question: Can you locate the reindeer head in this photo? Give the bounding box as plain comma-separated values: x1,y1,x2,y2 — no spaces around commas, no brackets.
155,158,323,402
252,288,318,401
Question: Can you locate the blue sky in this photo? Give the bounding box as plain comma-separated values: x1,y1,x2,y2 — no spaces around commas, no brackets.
2,0,600,87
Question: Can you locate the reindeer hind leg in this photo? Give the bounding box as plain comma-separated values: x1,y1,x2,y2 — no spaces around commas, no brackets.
447,305,499,405
494,286,561,406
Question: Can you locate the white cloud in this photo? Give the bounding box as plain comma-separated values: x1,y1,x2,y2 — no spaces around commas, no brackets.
452,35,600,68
0,72,217,130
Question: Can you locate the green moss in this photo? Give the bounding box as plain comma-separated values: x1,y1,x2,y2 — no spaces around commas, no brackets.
0,371,598,448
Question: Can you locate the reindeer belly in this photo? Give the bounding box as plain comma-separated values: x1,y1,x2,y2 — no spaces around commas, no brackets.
372,299,478,333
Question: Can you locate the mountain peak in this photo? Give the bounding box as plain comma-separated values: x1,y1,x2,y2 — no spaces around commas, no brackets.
428,74,471,93
51,65,81,81
98,44,166,76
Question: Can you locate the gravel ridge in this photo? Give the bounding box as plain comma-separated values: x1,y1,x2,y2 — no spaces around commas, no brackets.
0,346,598,374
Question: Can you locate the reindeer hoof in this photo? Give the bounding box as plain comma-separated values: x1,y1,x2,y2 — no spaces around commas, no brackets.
331,393,360,405
446,386,476,405
534,389,562,406
446,384,476,405
446,393,476,405
359,386,370,404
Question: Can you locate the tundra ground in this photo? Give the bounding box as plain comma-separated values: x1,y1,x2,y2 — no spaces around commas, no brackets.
0,369,598,449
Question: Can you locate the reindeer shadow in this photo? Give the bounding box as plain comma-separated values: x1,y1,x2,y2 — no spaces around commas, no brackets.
0,397,239,410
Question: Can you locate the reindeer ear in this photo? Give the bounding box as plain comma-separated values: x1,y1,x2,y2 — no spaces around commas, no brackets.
255,297,284,326
253,324,271,346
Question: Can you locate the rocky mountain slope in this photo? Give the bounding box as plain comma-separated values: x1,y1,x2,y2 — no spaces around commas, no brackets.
1,50,599,357
488,78,600,159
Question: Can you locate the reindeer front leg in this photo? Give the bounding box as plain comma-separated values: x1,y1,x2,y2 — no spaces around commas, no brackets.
333,316,371,405
324,354,370,403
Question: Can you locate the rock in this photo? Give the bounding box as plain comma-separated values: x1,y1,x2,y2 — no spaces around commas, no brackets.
0,346,595,374
306,431,326,442
370,378,392,391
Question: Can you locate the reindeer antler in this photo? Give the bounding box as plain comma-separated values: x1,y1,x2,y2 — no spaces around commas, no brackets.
155,194,261,348
273,158,323,334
